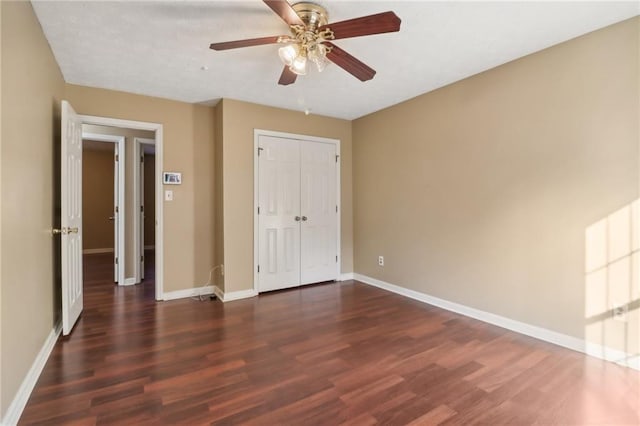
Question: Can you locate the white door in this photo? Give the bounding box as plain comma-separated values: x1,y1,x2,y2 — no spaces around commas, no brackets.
257,136,301,292
257,135,338,292
300,142,337,284
61,100,84,336
112,145,119,282
140,149,145,280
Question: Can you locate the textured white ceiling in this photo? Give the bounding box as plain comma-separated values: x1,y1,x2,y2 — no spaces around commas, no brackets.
32,1,638,120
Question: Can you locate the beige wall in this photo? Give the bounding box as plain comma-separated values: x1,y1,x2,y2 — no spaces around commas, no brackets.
66,85,216,293
219,99,353,293
144,154,155,246
353,18,639,354
0,1,65,416
82,146,115,250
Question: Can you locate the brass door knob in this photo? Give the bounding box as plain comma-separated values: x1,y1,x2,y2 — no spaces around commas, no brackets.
52,227,79,235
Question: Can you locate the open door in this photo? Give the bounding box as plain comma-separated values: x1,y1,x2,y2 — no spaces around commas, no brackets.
60,100,83,335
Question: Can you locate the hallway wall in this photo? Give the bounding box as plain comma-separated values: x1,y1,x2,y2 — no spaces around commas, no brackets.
82,145,115,251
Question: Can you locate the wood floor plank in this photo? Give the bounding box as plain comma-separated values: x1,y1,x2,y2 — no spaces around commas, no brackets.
18,252,640,425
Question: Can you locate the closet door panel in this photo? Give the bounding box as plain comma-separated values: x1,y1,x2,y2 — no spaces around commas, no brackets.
300,141,338,285
258,136,301,292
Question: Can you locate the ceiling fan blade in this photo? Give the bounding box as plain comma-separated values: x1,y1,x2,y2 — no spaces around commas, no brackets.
263,0,304,26
325,42,376,82
278,66,297,85
319,11,401,40
210,36,282,51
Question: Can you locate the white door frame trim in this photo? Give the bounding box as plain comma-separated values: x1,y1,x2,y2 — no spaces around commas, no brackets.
81,132,126,286
253,129,341,293
133,137,156,283
79,114,164,300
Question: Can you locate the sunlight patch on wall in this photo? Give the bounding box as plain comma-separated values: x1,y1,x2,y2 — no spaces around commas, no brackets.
585,200,639,366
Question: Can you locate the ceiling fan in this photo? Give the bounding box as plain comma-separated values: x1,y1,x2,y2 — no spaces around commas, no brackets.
209,0,401,85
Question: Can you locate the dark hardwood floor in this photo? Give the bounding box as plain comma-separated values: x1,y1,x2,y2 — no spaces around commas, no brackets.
19,254,640,424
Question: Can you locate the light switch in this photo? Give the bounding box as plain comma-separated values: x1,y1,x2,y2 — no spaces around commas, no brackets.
164,190,173,201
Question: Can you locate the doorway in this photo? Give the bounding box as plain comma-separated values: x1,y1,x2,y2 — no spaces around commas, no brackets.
81,134,125,285
79,115,164,300
253,129,341,293
134,137,156,283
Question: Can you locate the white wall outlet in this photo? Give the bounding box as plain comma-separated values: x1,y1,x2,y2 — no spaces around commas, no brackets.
378,256,384,266
164,190,173,201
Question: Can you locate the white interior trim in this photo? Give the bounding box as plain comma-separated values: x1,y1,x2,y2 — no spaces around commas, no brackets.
253,129,341,294
82,132,125,286
354,273,639,371
80,115,164,300
133,137,156,284
2,322,61,426
162,285,216,301
123,277,137,286
213,286,258,303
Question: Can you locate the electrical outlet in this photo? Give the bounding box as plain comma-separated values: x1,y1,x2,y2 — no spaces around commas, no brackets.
378,256,384,266
612,304,628,322
164,190,173,201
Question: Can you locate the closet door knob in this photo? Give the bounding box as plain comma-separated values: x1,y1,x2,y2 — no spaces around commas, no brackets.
302,216,308,221
295,216,301,221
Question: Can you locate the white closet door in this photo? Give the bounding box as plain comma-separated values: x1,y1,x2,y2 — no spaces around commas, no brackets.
258,136,301,292
300,141,337,285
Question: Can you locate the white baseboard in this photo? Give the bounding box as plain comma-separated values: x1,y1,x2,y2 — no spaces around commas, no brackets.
162,285,215,301
121,277,137,286
353,273,639,371
213,286,258,302
2,322,61,426
339,273,354,281
212,285,224,301
82,248,113,254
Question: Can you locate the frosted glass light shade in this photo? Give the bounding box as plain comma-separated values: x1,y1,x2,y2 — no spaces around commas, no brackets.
290,55,307,75
308,43,329,72
278,45,298,66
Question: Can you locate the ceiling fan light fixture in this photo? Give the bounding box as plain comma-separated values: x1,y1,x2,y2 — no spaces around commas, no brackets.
278,44,298,66
308,43,329,72
290,54,307,75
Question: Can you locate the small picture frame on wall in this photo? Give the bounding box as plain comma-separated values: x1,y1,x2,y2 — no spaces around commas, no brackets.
163,172,182,185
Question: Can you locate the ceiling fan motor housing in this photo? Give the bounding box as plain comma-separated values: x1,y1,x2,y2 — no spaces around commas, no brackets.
292,2,329,30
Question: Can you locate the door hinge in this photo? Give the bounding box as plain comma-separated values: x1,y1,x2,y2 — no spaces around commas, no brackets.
115,154,119,161
257,206,260,214
257,265,260,273
336,255,338,263
140,156,144,163
140,205,144,212
141,255,144,262
258,147,264,156
115,257,119,265
115,206,119,213
335,155,339,163
336,205,338,213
